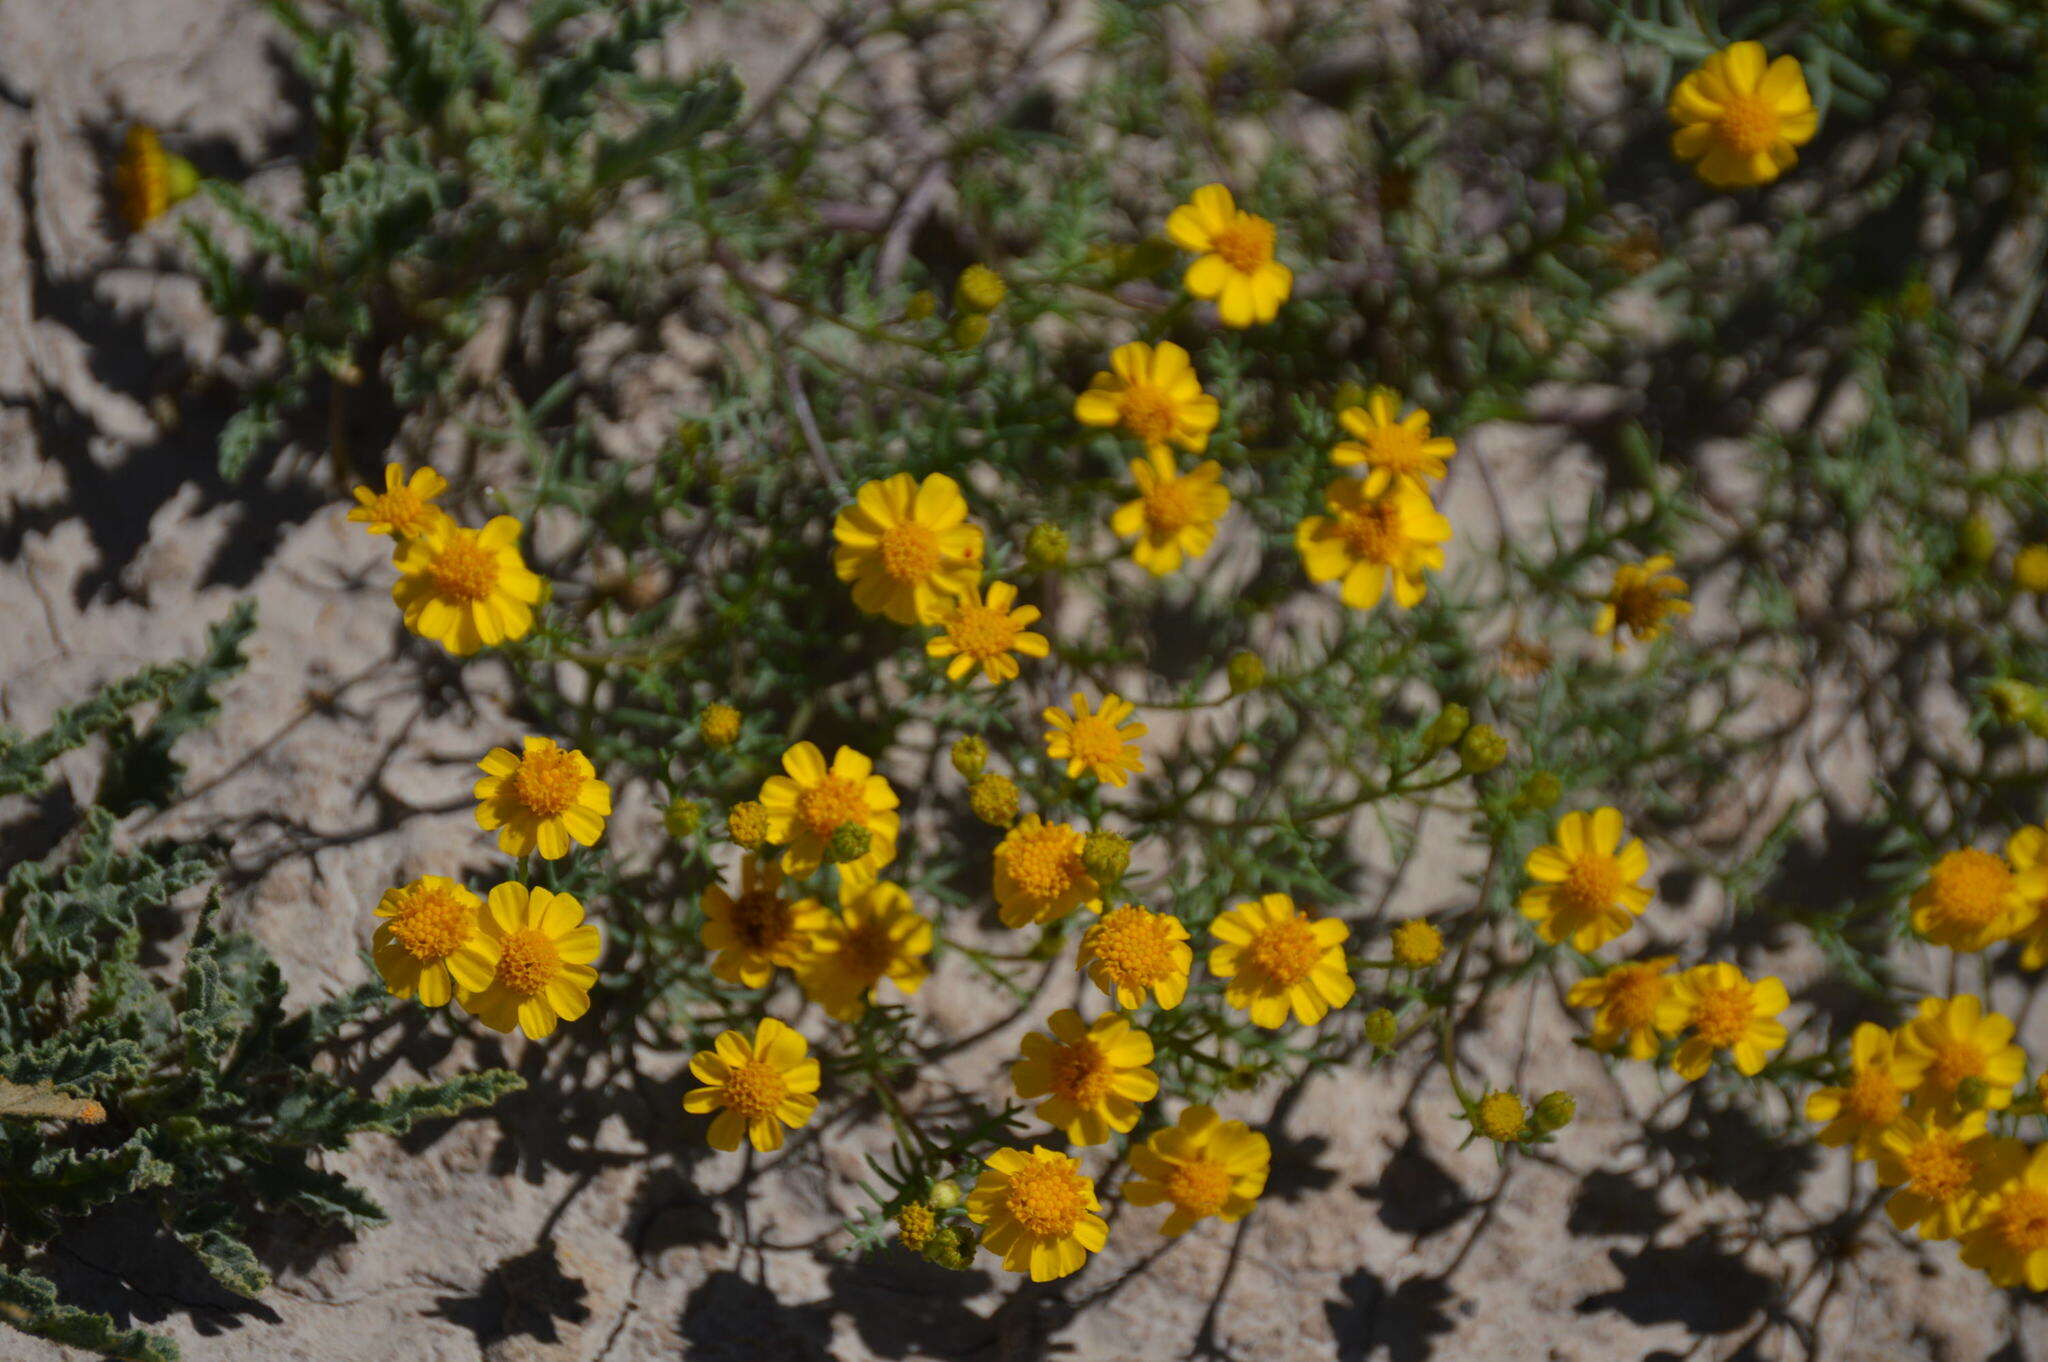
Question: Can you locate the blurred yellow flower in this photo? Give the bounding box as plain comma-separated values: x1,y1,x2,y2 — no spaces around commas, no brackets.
928,581,1048,684
113,124,198,230
1165,183,1292,327
700,854,825,988
474,736,611,860
1595,557,1691,651
1566,955,1676,1060
1911,846,2044,954
1209,893,1354,1029
1296,472,1450,611
1960,1142,2048,1287
1074,341,1218,453
796,878,933,1022
1804,1022,1929,1160
1331,391,1455,485
1011,1009,1157,1145
1110,447,1231,575
1894,994,2024,1115
392,515,545,656
347,464,451,541
1667,42,1818,189
832,472,984,626
1519,807,1653,951
682,1017,821,1152
1043,692,1146,787
1655,963,1788,1080
1873,1110,2002,1240
1124,1105,1270,1236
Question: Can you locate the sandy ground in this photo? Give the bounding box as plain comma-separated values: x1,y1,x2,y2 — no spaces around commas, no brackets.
2,2,2045,1360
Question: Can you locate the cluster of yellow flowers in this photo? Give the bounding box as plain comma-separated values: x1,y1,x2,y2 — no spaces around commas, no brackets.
348,464,547,657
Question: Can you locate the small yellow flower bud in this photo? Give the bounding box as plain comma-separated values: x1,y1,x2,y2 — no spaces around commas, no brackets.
903,289,938,321
927,1178,963,1211
968,773,1020,828
1388,919,1443,969
1512,771,1562,813
1473,1091,1526,1144
1024,523,1069,571
950,735,988,780
1362,1008,1398,1050
699,703,741,749
1458,724,1507,775
728,800,768,849
954,264,1006,313
1080,829,1131,886
1532,1091,1576,1133
1422,703,1469,752
1226,650,1266,694
951,312,990,349
662,796,704,839
2016,545,2048,595
896,1202,937,1251
824,823,873,865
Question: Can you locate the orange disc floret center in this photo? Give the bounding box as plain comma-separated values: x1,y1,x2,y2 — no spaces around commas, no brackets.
370,488,431,535
731,891,795,954
1990,1187,2048,1255
1607,967,1664,1031
388,887,472,961
495,927,563,997
512,746,586,817
1558,854,1624,917
430,536,501,603
1088,908,1176,985
837,921,896,982
1928,1039,1986,1094
1211,216,1274,273
879,522,942,582
1927,850,2012,929
1842,1068,1902,1127
1143,479,1199,535
1163,1158,1234,1217
1337,502,1402,564
796,776,868,839
1611,579,1671,634
1356,425,1424,472
1064,716,1127,767
1003,1159,1089,1237
948,602,1019,659
1048,1040,1114,1107
722,1059,789,1119
1119,384,1180,445
1903,1136,1974,1204
1004,826,1086,902
1715,94,1780,157
1690,983,1755,1048
1475,1092,1525,1141
1246,917,1321,988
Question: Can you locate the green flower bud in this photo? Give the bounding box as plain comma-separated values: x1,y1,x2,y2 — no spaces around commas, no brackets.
1025,523,1070,571
1459,724,1507,775
969,773,1020,827
1958,515,1996,568
824,823,873,865
902,289,937,321
1080,829,1131,886
951,735,989,780
662,796,704,839
926,1178,963,1211
698,703,741,749
1473,1091,1526,1144
1227,650,1266,694
1512,771,1562,813
954,264,1007,313
1987,680,2043,726
951,312,990,349
1362,1007,1398,1050
1532,1090,1576,1133
1422,703,1470,752
920,1224,978,1271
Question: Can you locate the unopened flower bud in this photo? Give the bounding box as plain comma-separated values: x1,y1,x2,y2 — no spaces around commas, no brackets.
728,800,768,849
927,1178,963,1211
1389,919,1443,969
1532,1090,1576,1133
1025,523,1069,571
1473,1091,1526,1144
1422,703,1469,752
896,1202,936,1250
1458,724,1507,775
1227,650,1266,694
951,312,990,349
955,264,1006,313
902,289,937,321
951,735,989,780
1363,1008,1398,1050
699,703,741,749
969,773,1020,827
2016,545,2048,595
824,823,873,865
663,796,704,839
920,1224,977,1270
1513,771,1562,813
1958,516,1996,568
1080,829,1131,886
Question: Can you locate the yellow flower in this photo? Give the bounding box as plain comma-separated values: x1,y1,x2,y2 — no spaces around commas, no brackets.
832,472,984,626
1960,1142,2048,1288
1164,183,1292,328
370,875,485,1007
1109,447,1231,576
756,741,900,882
474,736,612,860
1667,42,1819,190
796,878,933,1022
1076,903,1193,1009
1594,557,1691,651
965,1146,1108,1281
699,703,742,748
1124,1105,1270,1236
1295,472,1451,611
992,815,1099,928
1654,963,1789,1080
1388,919,1443,969
391,515,545,657
2016,545,2048,594
927,581,1048,684
1567,955,1677,1060
1910,845,2044,954
1894,994,2025,1115
2006,825,2048,968
1209,893,1354,1029
1473,1091,1526,1144
1873,1111,2002,1240
347,464,451,541
1043,692,1146,787
1073,342,1219,453
1331,391,1455,485
1518,808,1654,952
451,883,602,1039
699,854,827,988
112,124,198,230
681,1017,821,1152
1011,1009,1158,1145
1804,1022,1930,1160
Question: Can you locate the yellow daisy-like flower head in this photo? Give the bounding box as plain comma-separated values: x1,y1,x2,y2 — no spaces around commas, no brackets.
927,581,1048,684
1873,1110,2003,1241
682,1017,821,1153
1164,183,1292,328
796,878,933,1022
112,124,198,230
1668,42,1819,190
1910,846,2044,954
1654,962,1789,1080
1076,903,1193,1009
1960,1142,2048,1288
1124,1104,1270,1236
1011,1009,1158,1146
1565,954,1677,1060
757,741,900,882
474,736,612,861
391,515,545,657
2005,825,2048,968
1043,692,1146,788
370,875,484,1007
1594,556,1692,651
1804,1022,1931,1160
992,815,1099,928
450,883,602,1040
347,464,451,541
965,1146,1108,1282
1519,807,1654,952
1073,341,1219,453
832,472,985,626
1894,994,2025,1115
1209,893,1355,1029
1296,472,1451,611
1331,391,1455,485
699,854,827,988
1109,447,1231,576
